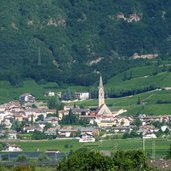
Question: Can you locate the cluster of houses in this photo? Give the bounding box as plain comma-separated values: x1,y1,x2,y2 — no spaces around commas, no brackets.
1,76,171,152
44,90,89,100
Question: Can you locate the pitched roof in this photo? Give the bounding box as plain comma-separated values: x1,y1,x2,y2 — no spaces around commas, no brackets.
96,104,112,116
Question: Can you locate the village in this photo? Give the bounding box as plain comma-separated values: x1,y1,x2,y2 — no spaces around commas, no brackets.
0,76,171,152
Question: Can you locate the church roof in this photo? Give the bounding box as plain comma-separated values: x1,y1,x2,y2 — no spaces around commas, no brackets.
96,104,113,116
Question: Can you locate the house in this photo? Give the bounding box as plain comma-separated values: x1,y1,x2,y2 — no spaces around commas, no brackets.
8,130,17,139
58,110,69,120
25,108,47,121
72,108,90,116
44,117,58,126
4,101,22,111
139,115,160,125
58,128,77,137
79,127,99,136
114,117,133,127
44,91,55,97
23,125,43,133
4,144,22,152
79,133,95,142
47,109,57,115
63,105,74,111
139,125,158,135
96,119,114,127
44,127,59,136
143,133,157,139
2,117,13,129
58,126,99,138
113,126,132,133
19,93,35,104
14,112,24,122
74,92,90,100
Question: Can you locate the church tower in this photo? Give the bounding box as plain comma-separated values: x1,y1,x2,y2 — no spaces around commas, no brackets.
98,75,105,107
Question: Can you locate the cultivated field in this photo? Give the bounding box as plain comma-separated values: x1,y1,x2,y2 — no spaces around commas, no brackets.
12,138,171,158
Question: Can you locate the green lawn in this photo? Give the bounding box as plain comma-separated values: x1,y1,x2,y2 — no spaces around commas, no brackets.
13,138,171,158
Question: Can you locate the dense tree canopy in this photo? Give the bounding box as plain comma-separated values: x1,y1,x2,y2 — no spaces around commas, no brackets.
57,148,154,171
1,1,171,85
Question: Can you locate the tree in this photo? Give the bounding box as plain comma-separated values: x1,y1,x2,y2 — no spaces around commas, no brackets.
113,150,149,170
133,118,142,128
57,148,115,171
48,97,60,109
11,120,23,132
137,96,141,105
44,123,52,131
31,131,47,140
36,114,44,121
57,149,151,171
0,142,6,151
59,109,79,125
166,144,171,159
152,121,163,128
16,155,28,162
32,104,37,108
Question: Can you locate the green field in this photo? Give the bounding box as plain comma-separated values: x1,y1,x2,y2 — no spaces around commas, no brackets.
76,89,171,115
12,138,171,158
0,80,88,104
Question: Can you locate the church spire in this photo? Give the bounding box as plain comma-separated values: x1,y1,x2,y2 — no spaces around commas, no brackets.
99,74,103,89
98,74,105,107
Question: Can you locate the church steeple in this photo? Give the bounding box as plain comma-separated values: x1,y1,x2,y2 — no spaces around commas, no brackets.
98,75,105,107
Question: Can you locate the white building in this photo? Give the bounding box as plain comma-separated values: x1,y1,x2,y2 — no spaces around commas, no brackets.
4,144,22,152
44,91,55,97
19,93,35,104
79,133,95,142
74,92,90,100
143,133,157,139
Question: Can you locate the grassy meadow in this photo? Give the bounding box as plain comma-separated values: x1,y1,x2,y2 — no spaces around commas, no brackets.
12,138,171,158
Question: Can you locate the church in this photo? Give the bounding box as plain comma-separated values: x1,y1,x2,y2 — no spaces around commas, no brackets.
95,75,115,127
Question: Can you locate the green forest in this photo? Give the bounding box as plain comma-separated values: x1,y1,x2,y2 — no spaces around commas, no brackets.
1,0,171,86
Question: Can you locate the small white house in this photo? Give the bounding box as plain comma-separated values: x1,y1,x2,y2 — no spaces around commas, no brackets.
143,133,157,139
79,133,95,142
4,144,22,152
44,91,55,97
74,92,89,100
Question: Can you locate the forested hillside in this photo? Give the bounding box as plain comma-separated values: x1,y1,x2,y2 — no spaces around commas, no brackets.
1,0,171,86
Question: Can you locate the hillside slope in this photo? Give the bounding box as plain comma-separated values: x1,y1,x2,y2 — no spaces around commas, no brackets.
1,0,171,85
